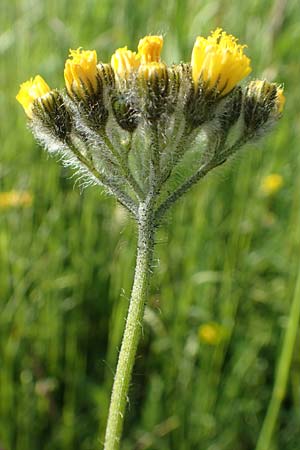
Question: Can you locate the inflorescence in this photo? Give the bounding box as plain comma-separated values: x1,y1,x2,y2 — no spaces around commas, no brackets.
16,29,285,221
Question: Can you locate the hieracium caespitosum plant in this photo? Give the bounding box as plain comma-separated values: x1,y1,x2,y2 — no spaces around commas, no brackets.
17,29,285,450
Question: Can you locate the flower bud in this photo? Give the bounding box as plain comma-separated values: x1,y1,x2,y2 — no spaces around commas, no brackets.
184,78,218,130
17,76,71,141
111,93,139,132
32,90,72,141
64,48,98,98
244,80,285,134
138,62,170,120
111,47,140,82
64,49,111,130
110,47,140,131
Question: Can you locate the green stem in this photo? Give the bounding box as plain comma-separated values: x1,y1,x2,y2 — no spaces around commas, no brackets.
255,259,300,450
101,130,145,200
67,140,138,217
155,160,216,222
148,122,161,192
104,201,155,450
155,138,246,222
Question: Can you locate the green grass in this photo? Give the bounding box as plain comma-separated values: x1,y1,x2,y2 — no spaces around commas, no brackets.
1,0,300,449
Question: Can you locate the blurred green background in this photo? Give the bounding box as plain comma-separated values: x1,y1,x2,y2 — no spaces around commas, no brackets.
1,0,300,449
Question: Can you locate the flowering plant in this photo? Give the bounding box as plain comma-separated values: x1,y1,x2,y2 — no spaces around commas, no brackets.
17,29,284,450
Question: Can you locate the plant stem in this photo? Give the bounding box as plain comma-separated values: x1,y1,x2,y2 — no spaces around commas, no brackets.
101,130,145,200
104,200,155,450
255,259,300,450
155,137,245,222
155,160,216,222
67,140,138,217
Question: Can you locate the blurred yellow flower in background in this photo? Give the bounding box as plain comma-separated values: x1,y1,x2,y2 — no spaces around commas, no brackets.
260,174,283,196
198,322,225,345
0,191,33,209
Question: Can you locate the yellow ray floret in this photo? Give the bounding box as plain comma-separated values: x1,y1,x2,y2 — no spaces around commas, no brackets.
16,75,51,118
138,35,163,64
191,28,252,95
111,47,140,77
64,48,98,96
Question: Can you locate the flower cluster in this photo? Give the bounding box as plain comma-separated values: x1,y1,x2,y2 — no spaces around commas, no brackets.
16,30,285,220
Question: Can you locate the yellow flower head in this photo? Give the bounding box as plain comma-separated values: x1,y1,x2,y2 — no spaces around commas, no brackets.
191,28,251,95
111,47,140,78
260,174,283,196
138,35,163,64
64,48,98,96
16,75,51,118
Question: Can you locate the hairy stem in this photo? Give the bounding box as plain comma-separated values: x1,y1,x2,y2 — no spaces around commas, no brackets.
160,123,191,185
155,160,219,222
255,258,300,450
149,122,161,188
104,200,155,450
101,130,145,200
67,140,138,217
155,137,247,222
